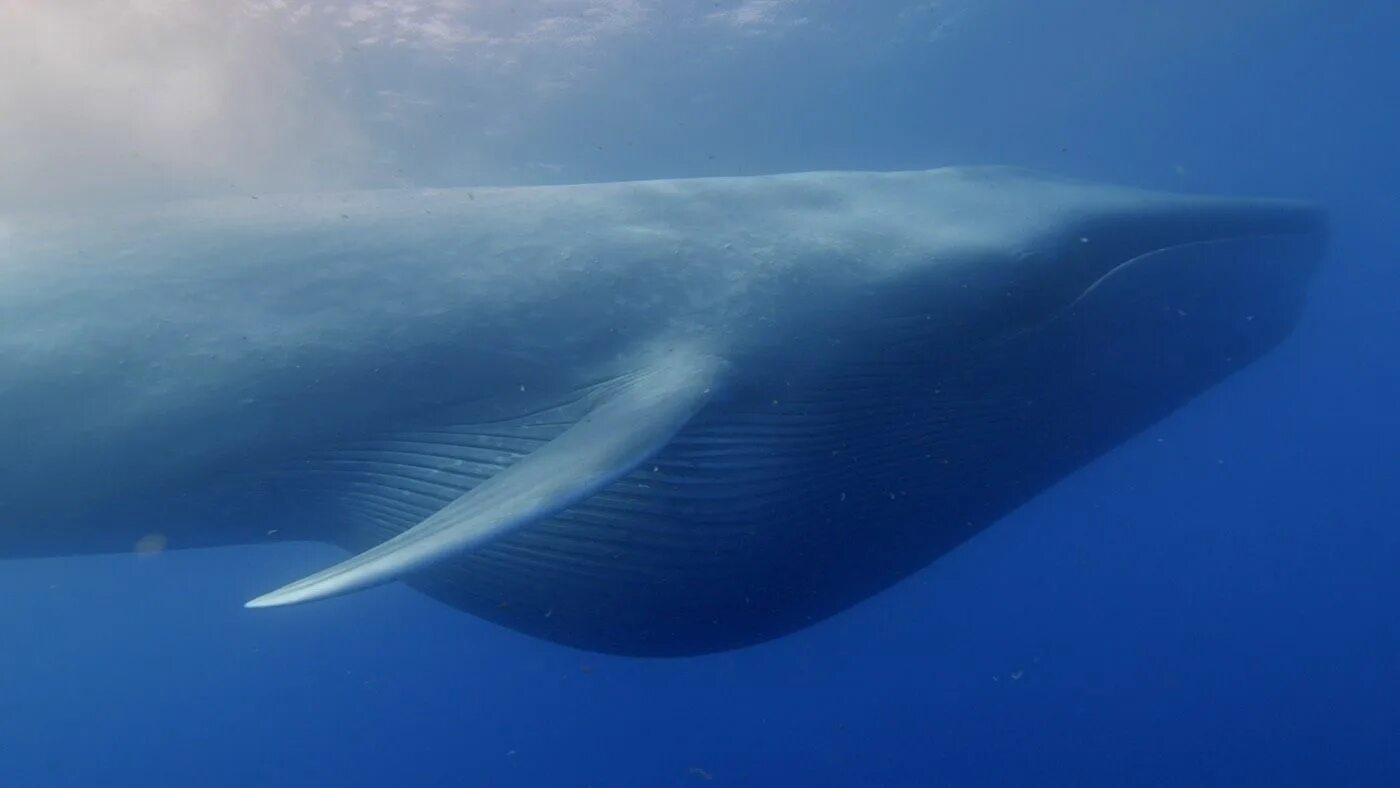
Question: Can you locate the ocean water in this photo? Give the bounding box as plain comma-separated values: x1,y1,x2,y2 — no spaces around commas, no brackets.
0,1,1396,786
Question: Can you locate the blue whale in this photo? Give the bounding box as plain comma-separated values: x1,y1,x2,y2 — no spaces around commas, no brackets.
0,167,1325,655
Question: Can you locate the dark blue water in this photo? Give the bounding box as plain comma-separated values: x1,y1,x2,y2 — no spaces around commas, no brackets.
2,2,1396,785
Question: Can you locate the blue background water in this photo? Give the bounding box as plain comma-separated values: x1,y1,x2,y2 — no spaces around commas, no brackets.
2,1,1397,785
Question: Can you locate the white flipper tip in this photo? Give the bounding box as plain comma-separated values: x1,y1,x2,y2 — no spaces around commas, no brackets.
243,575,348,608
243,594,284,609
244,589,301,609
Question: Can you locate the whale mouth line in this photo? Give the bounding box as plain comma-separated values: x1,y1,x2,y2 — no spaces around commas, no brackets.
973,226,1325,357
1065,229,1321,315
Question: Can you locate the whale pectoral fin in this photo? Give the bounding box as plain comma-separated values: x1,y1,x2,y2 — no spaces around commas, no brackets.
245,351,727,609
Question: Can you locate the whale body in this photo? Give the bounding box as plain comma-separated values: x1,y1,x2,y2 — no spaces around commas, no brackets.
0,167,1324,655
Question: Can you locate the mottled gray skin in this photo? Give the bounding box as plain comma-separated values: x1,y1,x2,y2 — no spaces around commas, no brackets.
0,167,1324,654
